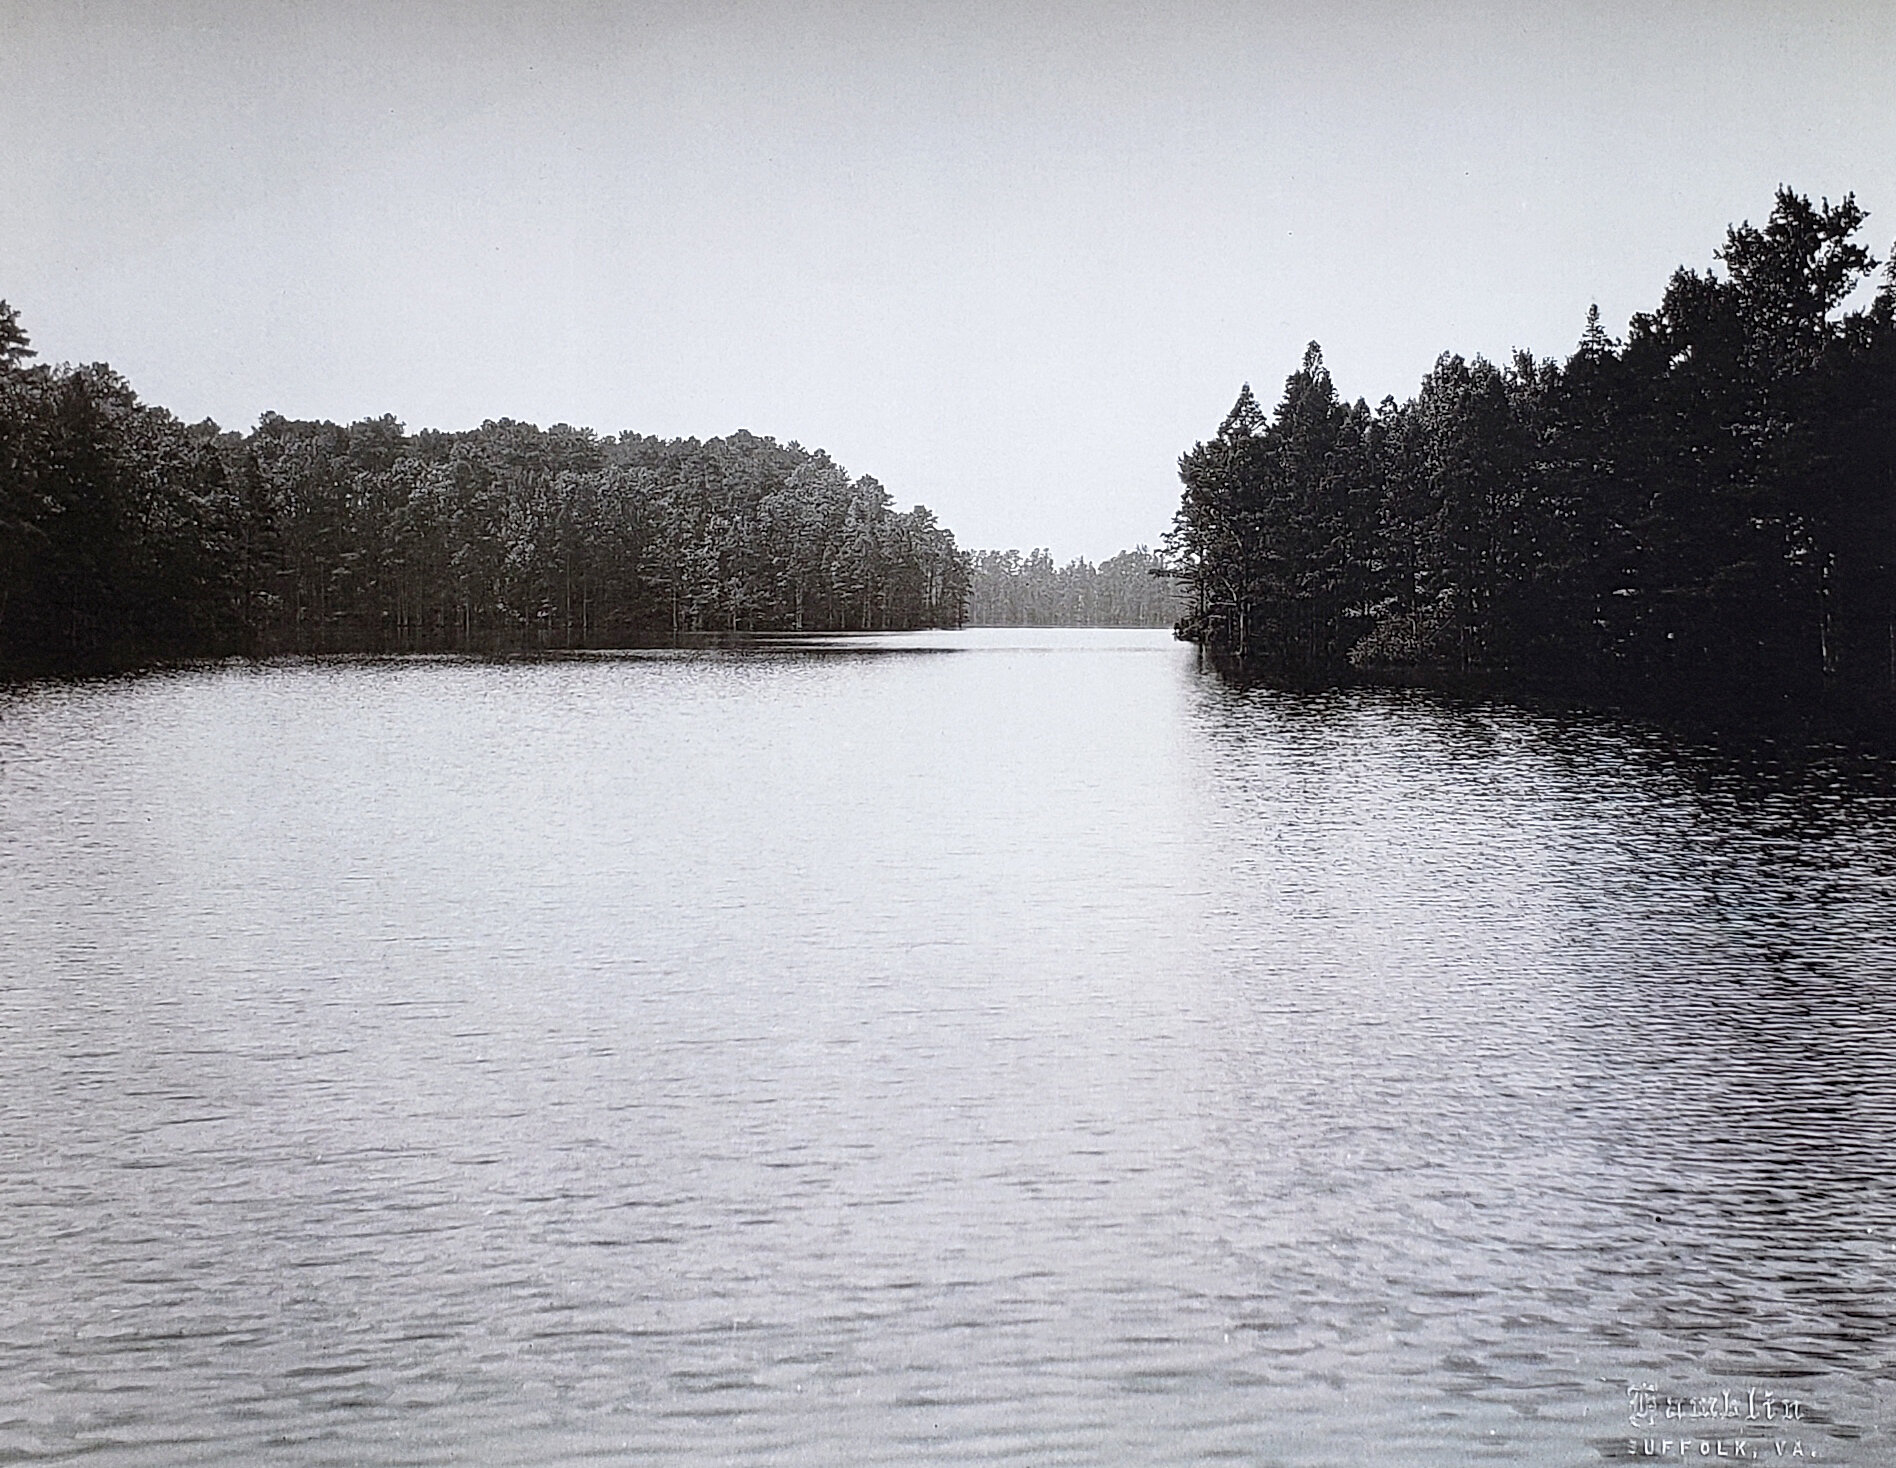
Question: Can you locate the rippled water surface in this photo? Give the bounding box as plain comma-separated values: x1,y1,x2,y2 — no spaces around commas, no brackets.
3,628,1894,1466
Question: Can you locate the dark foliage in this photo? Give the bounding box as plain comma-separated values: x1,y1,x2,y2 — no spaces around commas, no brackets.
1169,190,1896,726
967,546,1182,626
0,306,969,678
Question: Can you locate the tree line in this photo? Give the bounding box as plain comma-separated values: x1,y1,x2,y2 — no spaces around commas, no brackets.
0,308,970,678
966,546,1182,627
1169,188,1896,725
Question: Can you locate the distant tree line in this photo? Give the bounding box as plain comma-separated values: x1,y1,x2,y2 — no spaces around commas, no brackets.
1170,189,1896,724
0,308,969,678
967,546,1182,627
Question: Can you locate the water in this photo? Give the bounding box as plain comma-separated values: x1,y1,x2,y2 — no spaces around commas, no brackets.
2,628,1893,1466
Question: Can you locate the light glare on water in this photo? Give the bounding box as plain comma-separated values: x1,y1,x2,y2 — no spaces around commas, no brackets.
2,629,1893,1465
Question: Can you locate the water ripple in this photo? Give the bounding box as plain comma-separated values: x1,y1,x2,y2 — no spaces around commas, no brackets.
2,631,1892,1465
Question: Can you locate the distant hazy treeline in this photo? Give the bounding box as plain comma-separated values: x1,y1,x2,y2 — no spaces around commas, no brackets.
0,309,970,678
966,547,1182,627
1171,189,1896,723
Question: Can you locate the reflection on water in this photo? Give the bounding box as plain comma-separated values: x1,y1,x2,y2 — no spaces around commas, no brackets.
1,629,1892,1466
1183,679,1896,1462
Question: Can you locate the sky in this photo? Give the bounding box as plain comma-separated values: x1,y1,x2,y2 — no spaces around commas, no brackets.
4,1,1895,560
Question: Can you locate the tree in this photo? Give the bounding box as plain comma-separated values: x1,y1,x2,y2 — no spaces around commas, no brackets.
0,300,36,369
1178,188,1896,725
2,297,968,676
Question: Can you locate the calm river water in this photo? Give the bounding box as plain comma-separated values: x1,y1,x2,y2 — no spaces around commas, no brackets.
3,628,1894,1466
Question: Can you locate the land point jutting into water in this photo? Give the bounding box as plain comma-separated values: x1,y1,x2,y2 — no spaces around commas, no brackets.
5,187,1896,740
1166,189,1896,734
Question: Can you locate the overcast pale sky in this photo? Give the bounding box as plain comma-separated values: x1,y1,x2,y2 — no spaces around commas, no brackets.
4,0,1893,558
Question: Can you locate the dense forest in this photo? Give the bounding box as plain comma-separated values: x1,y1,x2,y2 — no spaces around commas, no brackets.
966,546,1181,626
0,307,969,678
1170,189,1896,726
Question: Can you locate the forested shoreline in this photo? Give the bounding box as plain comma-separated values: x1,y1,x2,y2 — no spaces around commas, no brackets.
966,547,1181,627
0,307,969,680
1169,189,1896,729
